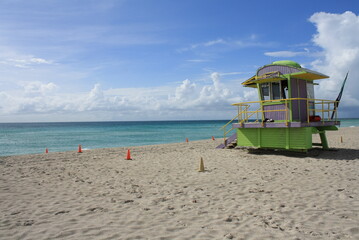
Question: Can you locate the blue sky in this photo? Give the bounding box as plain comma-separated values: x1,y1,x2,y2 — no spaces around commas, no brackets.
0,0,359,122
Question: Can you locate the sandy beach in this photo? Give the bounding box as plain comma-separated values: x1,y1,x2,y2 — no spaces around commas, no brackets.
1,127,358,240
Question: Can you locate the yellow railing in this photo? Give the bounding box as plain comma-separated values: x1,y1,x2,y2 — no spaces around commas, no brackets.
220,105,250,140
232,98,290,126
308,98,339,123
222,98,339,142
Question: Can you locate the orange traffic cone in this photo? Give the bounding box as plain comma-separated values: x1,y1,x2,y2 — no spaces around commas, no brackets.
45,148,48,153
125,149,132,160
78,144,82,153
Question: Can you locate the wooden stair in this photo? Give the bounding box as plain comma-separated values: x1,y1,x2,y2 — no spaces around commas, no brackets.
216,133,237,149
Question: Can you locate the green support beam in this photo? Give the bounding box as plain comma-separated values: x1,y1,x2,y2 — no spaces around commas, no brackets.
319,131,329,149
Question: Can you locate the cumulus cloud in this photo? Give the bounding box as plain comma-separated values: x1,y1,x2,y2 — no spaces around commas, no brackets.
167,72,233,111
83,84,106,111
174,79,196,101
309,11,359,112
22,82,58,95
197,72,231,105
0,72,253,121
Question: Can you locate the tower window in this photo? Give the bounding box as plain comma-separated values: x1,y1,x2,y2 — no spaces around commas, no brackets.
261,83,270,100
272,82,281,100
260,80,288,101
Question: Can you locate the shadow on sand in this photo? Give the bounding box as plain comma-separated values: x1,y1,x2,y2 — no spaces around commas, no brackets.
243,147,359,161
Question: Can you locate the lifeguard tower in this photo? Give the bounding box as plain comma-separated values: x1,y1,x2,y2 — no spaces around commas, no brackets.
218,60,340,151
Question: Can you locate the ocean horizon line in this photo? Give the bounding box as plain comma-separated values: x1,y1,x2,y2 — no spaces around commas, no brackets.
0,119,230,124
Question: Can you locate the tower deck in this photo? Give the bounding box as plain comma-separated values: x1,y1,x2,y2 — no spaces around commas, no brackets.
232,121,340,129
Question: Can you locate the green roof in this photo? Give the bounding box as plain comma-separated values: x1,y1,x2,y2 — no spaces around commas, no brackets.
271,60,301,68
242,60,329,87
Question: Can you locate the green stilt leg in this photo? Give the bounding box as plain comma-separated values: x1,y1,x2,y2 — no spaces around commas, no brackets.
319,131,329,149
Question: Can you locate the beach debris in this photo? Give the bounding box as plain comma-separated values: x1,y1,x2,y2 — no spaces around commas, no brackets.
23,220,34,226
55,210,70,215
224,216,233,222
123,199,134,204
198,157,205,172
45,148,48,153
78,144,82,153
340,136,343,143
88,207,105,212
125,149,132,160
75,177,85,183
224,233,234,239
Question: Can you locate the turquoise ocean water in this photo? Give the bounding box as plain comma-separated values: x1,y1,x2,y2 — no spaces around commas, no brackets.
1,119,358,156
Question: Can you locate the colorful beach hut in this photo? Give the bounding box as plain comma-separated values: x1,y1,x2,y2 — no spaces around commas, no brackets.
218,60,340,151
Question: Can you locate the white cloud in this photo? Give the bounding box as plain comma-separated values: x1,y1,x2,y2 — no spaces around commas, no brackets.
179,37,274,53
22,82,58,95
220,71,248,76
203,39,226,47
264,50,307,58
196,72,231,106
263,48,323,58
167,73,233,111
309,11,359,114
29,57,52,64
191,38,226,49
186,59,209,63
0,72,254,121
178,38,226,52
0,53,53,69
243,89,257,101
234,40,275,48
174,79,196,101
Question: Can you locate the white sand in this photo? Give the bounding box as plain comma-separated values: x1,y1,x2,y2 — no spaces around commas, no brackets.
1,127,358,240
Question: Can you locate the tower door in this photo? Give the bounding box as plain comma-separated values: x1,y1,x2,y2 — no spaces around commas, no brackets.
307,81,315,117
